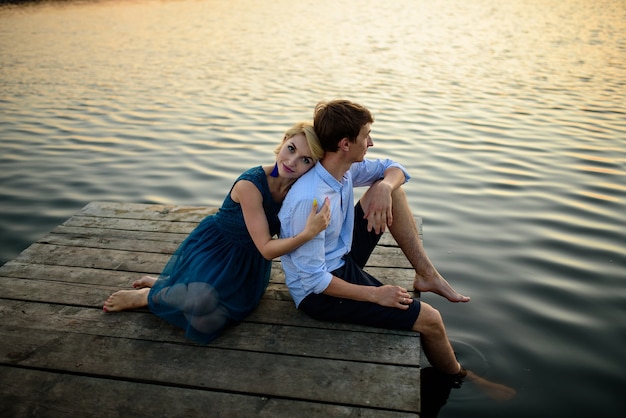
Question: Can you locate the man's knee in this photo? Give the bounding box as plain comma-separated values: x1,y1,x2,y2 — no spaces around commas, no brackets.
391,185,407,199
412,302,445,334
391,186,410,211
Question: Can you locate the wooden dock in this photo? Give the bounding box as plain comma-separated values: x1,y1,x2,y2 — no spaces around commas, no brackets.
0,201,423,417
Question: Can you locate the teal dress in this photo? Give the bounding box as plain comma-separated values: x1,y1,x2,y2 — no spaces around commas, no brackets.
147,166,281,343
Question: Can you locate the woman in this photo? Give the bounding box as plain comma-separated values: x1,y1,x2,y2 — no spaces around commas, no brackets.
103,121,329,343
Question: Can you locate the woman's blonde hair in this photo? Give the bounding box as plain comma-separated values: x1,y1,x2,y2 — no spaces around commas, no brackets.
274,121,323,162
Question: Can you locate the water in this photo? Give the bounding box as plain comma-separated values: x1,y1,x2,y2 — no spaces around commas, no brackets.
1,0,625,416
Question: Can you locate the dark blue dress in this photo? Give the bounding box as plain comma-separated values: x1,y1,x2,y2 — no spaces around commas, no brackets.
147,166,281,343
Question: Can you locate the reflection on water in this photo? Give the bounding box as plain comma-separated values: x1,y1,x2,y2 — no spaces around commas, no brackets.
1,0,625,417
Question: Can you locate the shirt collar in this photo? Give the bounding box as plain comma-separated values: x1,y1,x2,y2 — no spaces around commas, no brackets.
315,162,344,193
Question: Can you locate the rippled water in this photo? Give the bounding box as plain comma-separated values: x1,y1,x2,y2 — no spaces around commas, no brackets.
1,0,625,416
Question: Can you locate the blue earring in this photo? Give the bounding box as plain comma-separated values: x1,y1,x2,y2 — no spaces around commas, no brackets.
270,162,279,177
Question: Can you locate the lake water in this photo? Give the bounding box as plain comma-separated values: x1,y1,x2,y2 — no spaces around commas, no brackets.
1,0,624,416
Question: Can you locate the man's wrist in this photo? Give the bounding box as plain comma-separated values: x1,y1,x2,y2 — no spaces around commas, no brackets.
365,286,378,304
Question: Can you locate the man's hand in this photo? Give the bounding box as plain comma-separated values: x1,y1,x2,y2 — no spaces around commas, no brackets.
362,180,393,234
372,285,412,310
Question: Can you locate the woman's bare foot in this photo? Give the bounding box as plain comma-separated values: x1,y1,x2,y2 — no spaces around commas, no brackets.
103,288,149,312
466,370,517,401
133,275,158,289
414,273,470,303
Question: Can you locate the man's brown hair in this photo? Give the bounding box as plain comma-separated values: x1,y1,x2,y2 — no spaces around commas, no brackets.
313,100,374,153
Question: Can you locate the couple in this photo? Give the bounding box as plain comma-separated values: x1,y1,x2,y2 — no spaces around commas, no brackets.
104,100,510,393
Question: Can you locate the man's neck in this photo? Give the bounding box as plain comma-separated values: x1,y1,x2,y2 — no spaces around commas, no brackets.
320,152,353,181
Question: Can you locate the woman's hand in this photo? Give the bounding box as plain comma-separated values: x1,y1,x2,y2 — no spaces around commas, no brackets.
303,197,331,238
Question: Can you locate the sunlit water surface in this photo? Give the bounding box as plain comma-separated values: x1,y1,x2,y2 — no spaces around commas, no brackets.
1,1,624,417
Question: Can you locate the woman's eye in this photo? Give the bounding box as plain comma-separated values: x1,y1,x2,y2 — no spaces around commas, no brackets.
288,145,295,152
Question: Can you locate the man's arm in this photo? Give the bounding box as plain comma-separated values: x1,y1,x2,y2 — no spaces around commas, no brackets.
323,275,411,309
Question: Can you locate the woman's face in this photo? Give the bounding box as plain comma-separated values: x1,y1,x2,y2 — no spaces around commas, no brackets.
276,133,316,179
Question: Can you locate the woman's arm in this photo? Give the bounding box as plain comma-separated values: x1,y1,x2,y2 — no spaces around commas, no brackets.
232,180,330,260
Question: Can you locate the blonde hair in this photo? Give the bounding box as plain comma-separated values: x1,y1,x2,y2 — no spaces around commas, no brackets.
274,121,323,162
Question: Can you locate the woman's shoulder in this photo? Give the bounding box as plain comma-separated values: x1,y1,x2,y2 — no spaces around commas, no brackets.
234,166,270,196
237,166,265,182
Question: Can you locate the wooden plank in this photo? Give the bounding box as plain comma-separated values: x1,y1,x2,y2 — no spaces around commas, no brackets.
0,299,420,365
13,244,169,273
0,276,417,337
0,367,415,418
39,225,413,267
74,201,421,238
46,224,190,244
77,200,218,222
62,215,199,234
12,241,412,273
41,230,183,254
0,327,420,412
0,260,416,296
0,276,112,307
63,202,419,246
0,261,155,287
0,266,415,312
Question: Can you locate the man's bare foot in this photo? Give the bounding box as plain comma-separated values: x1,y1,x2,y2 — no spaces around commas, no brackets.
444,365,468,388
103,288,149,312
414,273,470,303
466,370,517,401
133,275,158,289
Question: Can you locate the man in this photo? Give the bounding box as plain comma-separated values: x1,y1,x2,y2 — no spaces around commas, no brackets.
278,99,470,377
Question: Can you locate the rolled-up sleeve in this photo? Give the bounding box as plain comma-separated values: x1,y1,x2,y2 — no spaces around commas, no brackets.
350,159,410,187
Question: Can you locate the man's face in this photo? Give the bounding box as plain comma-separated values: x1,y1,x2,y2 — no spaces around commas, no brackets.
351,123,373,162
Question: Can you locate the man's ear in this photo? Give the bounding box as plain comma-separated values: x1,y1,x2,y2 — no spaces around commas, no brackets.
338,137,351,152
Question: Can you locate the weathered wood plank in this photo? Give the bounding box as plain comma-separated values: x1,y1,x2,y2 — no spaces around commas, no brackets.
62,215,200,234
0,276,112,307
0,266,416,313
0,299,420,365
0,327,420,412
73,202,421,243
41,230,183,254
61,203,419,247
13,244,169,273
0,259,417,295
13,240,412,272
0,367,416,418
0,261,143,287
0,277,417,337
46,224,190,245
38,227,414,269
77,200,218,222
